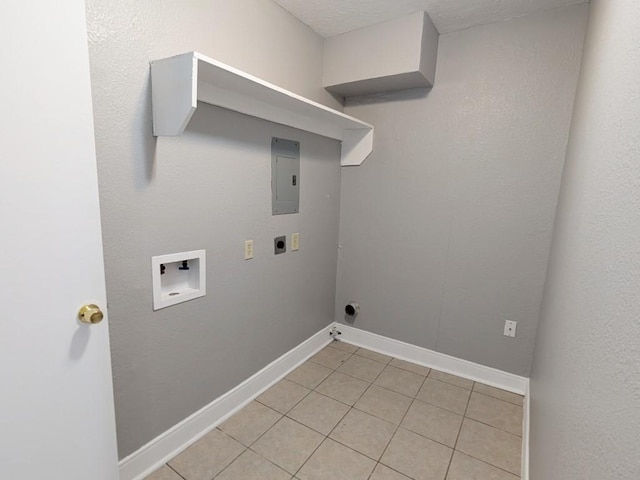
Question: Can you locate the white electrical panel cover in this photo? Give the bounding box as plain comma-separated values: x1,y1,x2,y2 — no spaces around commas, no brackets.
272,137,300,215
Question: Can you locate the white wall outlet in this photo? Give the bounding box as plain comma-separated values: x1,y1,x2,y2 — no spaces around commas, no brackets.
291,232,299,251
504,320,517,338
244,240,254,260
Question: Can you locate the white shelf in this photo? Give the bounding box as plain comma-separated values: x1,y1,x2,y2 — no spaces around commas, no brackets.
150,51,374,166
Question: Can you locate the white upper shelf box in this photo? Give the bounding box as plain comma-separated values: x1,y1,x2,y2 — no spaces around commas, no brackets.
150,51,374,166
323,12,439,97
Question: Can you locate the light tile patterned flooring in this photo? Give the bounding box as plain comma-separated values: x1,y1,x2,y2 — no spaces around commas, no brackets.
146,342,523,480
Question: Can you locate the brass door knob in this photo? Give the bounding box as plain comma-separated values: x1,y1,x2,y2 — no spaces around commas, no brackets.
78,304,104,324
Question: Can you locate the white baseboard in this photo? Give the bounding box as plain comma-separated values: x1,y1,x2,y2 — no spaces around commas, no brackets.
118,324,333,480
521,381,530,479
336,324,528,395
119,321,530,480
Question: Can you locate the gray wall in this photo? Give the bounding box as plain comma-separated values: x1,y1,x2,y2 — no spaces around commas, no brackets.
85,0,341,458
336,5,589,376
530,1,640,478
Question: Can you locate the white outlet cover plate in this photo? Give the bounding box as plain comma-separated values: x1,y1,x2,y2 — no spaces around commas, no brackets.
291,233,299,251
504,320,517,338
244,240,254,260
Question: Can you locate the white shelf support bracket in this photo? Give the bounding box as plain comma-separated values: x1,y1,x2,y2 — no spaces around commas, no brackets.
151,54,198,136
341,128,374,167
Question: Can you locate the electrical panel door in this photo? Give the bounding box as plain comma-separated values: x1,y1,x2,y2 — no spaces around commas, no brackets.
272,137,300,215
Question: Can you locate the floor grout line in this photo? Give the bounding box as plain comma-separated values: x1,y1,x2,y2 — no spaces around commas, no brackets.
440,379,475,480
368,368,430,479
293,348,395,479
166,463,188,480
469,389,526,410
206,430,246,480
356,352,409,480
245,444,301,478
152,348,523,480
452,450,523,478
276,345,355,478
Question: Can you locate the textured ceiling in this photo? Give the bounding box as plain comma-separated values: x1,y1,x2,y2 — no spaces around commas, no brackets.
272,0,588,37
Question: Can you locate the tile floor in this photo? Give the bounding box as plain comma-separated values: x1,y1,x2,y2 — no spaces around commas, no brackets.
146,342,523,480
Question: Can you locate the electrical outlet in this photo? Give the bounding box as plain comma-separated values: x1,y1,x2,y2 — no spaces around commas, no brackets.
244,240,254,260
504,320,517,338
274,236,286,255
291,232,299,251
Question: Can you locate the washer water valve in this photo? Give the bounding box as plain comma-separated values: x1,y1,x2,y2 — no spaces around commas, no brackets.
329,326,342,341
